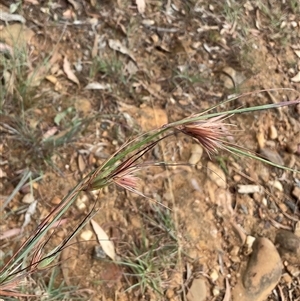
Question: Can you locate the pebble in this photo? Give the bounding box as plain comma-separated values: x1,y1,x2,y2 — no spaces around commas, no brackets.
189,144,203,165
269,125,278,140
275,230,300,264
237,185,261,194
80,230,93,241
187,277,207,301
76,193,89,210
165,289,174,299
268,180,283,192
212,286,220,296
210,269,219,282
207,162,226,189
259,148,284,166
51,196,61,205
292,186,300,200
282,273,292,284
256,131,265,149
93,245,106,259
232,238,282,301
22,193,35,204
286,265,300,277
233,174,241,182
245,236,256,249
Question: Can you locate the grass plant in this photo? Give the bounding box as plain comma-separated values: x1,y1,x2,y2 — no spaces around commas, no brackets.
0,91,299,298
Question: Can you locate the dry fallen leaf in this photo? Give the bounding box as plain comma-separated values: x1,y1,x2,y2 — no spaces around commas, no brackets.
108,39,136,62
63,56,80,85
90,219,116,261
136,0,146,14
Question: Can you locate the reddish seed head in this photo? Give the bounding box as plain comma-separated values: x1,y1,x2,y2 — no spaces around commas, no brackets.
112,166,141,193
177,115,230,157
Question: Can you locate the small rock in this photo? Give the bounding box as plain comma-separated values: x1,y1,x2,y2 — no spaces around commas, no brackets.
282,273,292,284
286,265,300,277
80,230,93,241
220,67,245,89
259,148,284,166
292,186,300,200
93,245,106,259
237,185,261,194
76,193,89,210
220,67,236,89
232,238,282,301
233,174,241,182
51,196,61,205
256,131,265,149
187,277,207,301
212,286,220,296
269,125,278,140
189,144,203,165
75,98,92,117
22,193,35,204
230,246,240,256
245,236,256,249
275,230,300,264
137,106,168,131
165,288,174,299
207,162,226,189
262,197,268,207
268,180,283,192
210,269,219,282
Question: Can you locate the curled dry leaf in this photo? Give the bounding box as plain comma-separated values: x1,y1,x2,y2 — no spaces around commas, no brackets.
63,56,80,85
136,0,146,14
108,39,136,62
90,219,116,261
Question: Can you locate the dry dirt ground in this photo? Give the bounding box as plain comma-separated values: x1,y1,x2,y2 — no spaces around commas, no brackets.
1,1,300,301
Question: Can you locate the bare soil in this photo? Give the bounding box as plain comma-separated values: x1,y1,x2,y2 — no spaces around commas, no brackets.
0,1,300,301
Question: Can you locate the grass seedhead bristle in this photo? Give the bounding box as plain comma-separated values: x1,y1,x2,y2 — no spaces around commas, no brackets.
176,115,232,157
